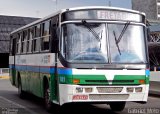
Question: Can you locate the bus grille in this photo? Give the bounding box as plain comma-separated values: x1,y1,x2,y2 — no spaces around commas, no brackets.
97,87,123,93
89,94,129,100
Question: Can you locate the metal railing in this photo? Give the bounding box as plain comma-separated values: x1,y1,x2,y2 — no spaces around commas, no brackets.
0,68,9,76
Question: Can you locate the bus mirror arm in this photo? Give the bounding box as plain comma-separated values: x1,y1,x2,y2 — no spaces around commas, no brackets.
51,36,59,53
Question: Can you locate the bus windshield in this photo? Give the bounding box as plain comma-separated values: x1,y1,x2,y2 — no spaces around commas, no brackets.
109,24,146,63
61,22,147,64
61,23,108,63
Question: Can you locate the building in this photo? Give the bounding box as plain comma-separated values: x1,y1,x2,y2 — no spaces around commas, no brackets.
132,0,160,21
132,0,160,70
0,15,39,68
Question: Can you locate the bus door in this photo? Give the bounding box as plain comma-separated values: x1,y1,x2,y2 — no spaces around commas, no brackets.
54,53,59,102
50,16,59,101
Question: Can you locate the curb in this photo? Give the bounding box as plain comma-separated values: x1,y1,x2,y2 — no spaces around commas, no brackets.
0,76,9,79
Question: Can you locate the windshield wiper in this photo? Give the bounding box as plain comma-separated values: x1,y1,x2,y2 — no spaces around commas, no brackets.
113,22,130,55
82,20,102,42
113,31,121,55
116,22,130,44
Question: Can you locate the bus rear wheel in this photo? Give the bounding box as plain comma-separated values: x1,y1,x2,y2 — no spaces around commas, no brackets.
109,102,126,111
18,77,25,99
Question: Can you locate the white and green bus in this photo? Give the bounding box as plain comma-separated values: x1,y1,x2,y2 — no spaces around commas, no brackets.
9,6,150,112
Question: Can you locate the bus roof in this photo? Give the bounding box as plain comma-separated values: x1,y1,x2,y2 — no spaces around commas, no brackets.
11,6,145,34
67,6,145,16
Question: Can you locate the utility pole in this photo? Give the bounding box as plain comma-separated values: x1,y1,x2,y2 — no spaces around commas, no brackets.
109,1,111,6
55,0,57,11
52,0,57,11
36,10,39,17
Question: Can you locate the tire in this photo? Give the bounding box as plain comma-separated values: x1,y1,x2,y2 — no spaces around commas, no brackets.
109,102,126,111
18,77,25,99
44,82,60,113
44,83,53,112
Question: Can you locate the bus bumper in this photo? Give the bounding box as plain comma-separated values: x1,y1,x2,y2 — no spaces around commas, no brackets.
58,84,149,105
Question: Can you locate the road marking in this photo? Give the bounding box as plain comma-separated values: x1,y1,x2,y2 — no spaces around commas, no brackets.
0,96,37,114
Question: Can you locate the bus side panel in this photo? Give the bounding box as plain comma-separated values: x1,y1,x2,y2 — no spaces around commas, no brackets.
9,56,16,86
50,73,58,101
26,53,56,98
26,54,42,98
38,73,50,98
13,53,57,99
15,55,27,91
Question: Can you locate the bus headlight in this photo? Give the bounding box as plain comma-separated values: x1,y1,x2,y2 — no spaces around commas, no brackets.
127,87,134,92
135,87,143,92
85,88,93,93
76,87,83,93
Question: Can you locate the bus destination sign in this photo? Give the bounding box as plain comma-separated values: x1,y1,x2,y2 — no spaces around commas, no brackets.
63,10,144,23
97,10,142,22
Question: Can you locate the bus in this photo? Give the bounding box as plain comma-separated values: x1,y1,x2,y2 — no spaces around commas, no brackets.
9,6,150,112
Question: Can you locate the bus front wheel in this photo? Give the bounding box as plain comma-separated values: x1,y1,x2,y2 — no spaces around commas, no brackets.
44,83,52,112
109,102,126,111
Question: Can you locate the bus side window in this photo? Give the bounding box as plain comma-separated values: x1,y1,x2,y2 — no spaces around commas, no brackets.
41,20,50,51
17,33,22,54
33,25,41,52
16,36,18,54
51,15,59,53
10,35,16,56
26,29,30,53
30,27,34,53
27,28,34,53
22,30,27,54
32,26,36,52
10,36,13,55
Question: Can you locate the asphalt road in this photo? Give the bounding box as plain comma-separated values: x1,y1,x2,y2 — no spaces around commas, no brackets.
0,79,160,114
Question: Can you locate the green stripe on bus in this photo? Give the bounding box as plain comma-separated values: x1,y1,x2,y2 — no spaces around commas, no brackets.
113,75,148,85
73,75,108,84
145,76,149,84
59,74,108,85
59,74,148,85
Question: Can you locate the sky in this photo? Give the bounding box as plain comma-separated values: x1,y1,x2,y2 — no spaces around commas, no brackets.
0,0,131,18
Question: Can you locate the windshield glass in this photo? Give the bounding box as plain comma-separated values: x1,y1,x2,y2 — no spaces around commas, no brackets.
108,24,146,63
61,23,108,63
61,22,147,64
